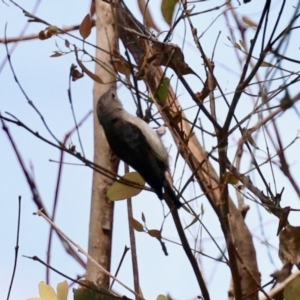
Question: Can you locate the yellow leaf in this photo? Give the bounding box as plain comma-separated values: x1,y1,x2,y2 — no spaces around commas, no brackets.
57,281,68,300
242,16,258,28
284,276,300,300
107,172,145,201
38,282,57,300
79,14,92,39
157,295,168,300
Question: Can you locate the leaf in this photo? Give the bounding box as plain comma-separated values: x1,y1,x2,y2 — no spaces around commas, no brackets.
141,212,146,223
149,42,196,75
138,0,160,31
65,39,70,48
234,43,241,50
148,229,161,238
277,206,291,236
181,204,191,213
239,39,246,51
156,295,168,300
129,217,144,232
280,91,293,110
223,171,239,185
260,61,273,67
284,276,300,300
71,68,84,81
156,77,170,104
79,14,92,39
241,127,259,149
50,52,63,58
47,26,58,34
111,49,132,77
39,282,57,300
242,16,258,28
74,47,103,83
184,214,201,230
38,31,48,40
107,172,145,201
57,281,68,300
279,225,300,269
161,0,178,26
171,111,182,124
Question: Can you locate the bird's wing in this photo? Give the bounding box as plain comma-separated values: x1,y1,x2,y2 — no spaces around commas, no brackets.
124,113,169,164
103,118,167,197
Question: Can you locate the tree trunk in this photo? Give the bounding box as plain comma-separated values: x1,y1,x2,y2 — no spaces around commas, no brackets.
86,0,118,288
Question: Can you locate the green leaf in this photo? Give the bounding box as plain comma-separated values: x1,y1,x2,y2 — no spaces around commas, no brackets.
161,0,178,26
223,171,239,184
107,172,145,201
184,214,201,230
156,77,170,104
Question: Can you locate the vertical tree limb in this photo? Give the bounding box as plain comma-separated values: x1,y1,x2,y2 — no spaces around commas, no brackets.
86,0,118,287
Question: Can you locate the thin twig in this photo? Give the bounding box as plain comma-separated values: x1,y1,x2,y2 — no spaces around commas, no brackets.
6,196,21,300
35,209,144,300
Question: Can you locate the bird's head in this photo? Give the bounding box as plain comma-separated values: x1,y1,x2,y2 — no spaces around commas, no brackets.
97,85,123,116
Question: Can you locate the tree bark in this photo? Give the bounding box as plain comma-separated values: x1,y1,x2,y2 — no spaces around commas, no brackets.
86,0,118,288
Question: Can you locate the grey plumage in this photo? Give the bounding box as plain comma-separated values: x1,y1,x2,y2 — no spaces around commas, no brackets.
96,86,181,209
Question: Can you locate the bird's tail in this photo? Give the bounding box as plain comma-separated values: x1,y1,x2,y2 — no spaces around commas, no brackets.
163,180,182,209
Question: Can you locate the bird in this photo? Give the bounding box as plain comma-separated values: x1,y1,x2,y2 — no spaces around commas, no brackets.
96,86,182,209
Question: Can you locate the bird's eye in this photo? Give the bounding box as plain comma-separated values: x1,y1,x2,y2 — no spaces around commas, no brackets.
111,92,116,98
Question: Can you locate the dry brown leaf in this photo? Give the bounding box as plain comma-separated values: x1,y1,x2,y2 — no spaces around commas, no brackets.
242,16,258,28
74,47,103,83
137,0,160,32
279,224,300,268
130,217,144,232
79,14,92,39
148,229,162,238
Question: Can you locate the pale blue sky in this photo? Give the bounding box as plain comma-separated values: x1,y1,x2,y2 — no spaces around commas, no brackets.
1,1,300,299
